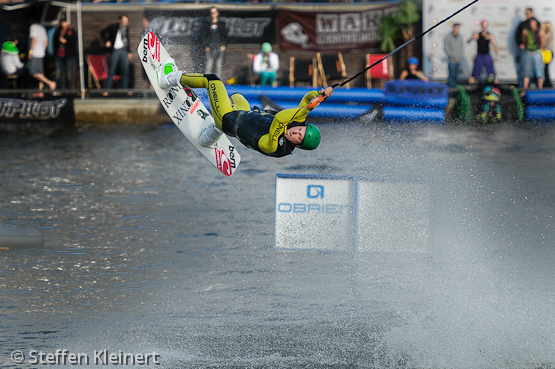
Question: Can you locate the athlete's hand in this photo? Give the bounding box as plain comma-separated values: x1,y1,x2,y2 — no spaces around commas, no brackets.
320,87,333,98
307,87,334,110
308,94,323,110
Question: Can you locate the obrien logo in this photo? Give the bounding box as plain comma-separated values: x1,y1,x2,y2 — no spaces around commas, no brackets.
215,147,234,176
146,32,160,63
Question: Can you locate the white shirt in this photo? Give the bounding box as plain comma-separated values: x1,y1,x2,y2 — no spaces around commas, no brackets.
29,23,48,58
1,51,25,75
113,29,125,49
253,51,280,75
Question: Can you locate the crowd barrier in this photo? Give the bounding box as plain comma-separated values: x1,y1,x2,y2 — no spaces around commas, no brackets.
196,83,451,122
524,90,555,123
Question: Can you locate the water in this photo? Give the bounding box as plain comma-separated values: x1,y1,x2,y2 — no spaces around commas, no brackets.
1,121,555,368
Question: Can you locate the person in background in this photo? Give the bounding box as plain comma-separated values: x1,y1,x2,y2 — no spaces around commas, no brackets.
28,16,56,93
468,20,498,84
444,22,464,87
252,42,279,86
515,7,541,87
543,21,553,88
100,15,132,91
201,7,227,77
1,37,27,87
522,18,545,90
399,57,429,81
53,19,77,89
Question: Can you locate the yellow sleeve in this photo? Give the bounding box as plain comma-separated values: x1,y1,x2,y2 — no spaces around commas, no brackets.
299,90,320,108
257,91,319,154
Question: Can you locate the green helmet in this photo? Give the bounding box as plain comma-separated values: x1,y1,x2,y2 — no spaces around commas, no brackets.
300,124,321,150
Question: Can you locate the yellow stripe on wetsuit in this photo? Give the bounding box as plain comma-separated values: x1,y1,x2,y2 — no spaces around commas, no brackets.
179,73,320,154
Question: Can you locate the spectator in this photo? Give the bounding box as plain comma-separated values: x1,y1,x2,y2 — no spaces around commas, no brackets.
468,20,498,84
252,42,279,86
28,16,56,93
53,19,77,89
399,57,429,81
444,23,464,87
543,22,553,88
1,37,26,82
201,7,227,77
523,19,545,90
515,8,541,87
100,15,132,92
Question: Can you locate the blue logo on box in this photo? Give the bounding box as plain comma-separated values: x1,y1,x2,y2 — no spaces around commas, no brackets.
307,185,324,199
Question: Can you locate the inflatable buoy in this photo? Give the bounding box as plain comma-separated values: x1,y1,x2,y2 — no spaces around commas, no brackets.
541,49,552,65
0,224,44,248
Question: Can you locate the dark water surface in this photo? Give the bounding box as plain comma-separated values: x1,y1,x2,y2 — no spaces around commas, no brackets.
1,121,555,368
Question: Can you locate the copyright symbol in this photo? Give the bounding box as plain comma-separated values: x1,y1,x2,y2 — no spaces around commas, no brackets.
11,350,25,364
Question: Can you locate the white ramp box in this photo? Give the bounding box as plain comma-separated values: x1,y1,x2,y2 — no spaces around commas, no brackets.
275,174,355,252
356,180,433,253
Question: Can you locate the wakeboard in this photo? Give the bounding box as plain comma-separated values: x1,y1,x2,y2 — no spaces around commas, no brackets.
137,32,240,177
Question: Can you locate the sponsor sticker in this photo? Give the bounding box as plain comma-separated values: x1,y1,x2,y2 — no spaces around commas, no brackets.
190,100,200,114
147,32,160,62
215,147,233,176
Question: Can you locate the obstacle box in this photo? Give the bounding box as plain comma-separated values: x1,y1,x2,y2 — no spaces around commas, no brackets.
222,86,383,120
275,174,434,253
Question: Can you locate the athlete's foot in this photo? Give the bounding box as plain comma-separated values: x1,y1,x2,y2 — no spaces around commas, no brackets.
198,124,223,148
157,57,180,89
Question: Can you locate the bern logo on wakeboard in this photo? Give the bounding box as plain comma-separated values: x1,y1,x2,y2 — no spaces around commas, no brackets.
215,147,233,176
147,32,160,63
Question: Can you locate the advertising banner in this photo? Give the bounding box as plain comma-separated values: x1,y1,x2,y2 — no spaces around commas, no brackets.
423,0,555,82
278,5,398,52
0,95,75,133
144,9,276,46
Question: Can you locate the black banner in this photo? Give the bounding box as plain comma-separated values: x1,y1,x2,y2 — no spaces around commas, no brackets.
0,95,75,134
144,9,276,46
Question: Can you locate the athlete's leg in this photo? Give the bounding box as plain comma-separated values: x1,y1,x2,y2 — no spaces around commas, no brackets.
180,74,232,130
230,93,251,111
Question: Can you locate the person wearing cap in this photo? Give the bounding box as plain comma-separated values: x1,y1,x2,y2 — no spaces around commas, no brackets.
156,57,332,157
467,20,498,84
1,37,27,86
399,57,429,81
252,42,280,87
444,23,464,87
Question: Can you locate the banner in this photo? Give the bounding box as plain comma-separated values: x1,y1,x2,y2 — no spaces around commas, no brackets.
278,5,398,52
144,9,276,46
422,0,555,82
0,95,75,133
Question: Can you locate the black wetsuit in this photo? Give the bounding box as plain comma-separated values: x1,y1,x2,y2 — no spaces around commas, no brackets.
223,110,303,157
